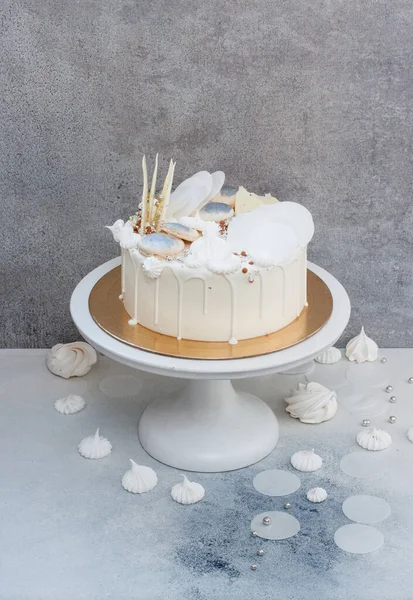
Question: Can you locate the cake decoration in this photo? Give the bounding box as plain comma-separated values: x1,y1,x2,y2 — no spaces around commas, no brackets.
137,232,184,257
315,347,341,364
142,256,164,279
54,394,86,415
47,342,97,379
346,327,379,363
307,487,328,503
78,428,112,459
285,382,338,424
290,449,323,472
121,459,158,494
356,427,392,451
171,475,205,505
106,154,315,344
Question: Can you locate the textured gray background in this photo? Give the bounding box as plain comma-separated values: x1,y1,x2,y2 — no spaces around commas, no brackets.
1,0,413,348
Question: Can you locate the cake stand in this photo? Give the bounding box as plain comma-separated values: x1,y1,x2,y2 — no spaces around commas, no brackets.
70,257,350,472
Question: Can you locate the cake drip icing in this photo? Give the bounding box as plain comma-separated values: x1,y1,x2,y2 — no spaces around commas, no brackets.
345,327,378,363
47,342,97,379
356,427,392,451
171,475,205,505
121,459,158,494
285,382,338,424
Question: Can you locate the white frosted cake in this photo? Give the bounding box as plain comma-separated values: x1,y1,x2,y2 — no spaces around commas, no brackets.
107,156,314,344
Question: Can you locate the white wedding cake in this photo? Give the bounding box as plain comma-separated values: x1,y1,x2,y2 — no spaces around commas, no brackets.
107,155,314,344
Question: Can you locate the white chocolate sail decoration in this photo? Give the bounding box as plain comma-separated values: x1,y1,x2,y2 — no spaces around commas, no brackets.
148,153,159,224
307,487,328,503
285,382,338,424
234,186,279,214
356,427,392,451
291,449,323,472
167,170,226,219
54,394,86,415
315,347,341,364
171,475,205,505
47,342,97,379
157,158,176,230
202,171,226,206
121,459,158,494
345,327,378,363
140,155,149,233
78,428,112,459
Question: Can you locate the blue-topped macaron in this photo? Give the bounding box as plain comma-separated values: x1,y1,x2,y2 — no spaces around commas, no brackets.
212,185,238,207
199,201,234,222
137,233,185,257
161,222,200,242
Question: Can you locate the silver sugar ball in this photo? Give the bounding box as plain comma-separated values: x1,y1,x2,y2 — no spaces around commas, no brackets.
389,415,397,424
262,516,272,526
385,385,393,393
284,503,291,509
390,396,397,403
250,564,257,571
409,377,413,384
380,357,387,363
361,418,371,427
257,549,265,556
251,531,258,537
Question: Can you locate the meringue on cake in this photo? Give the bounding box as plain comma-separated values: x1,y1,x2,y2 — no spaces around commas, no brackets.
107,155,315,344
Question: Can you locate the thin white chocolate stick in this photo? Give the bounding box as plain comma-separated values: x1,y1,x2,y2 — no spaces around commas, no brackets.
140,155,148,234
159,159,175,227
148,153,159,224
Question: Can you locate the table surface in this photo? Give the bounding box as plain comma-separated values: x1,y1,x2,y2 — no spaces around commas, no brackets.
1,349,413,600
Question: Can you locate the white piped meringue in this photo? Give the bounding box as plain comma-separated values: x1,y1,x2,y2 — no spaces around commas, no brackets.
285,382,338,424
345,327,378,364
78,428,112,459
106,220,141,249
407,427,413,443
184,222,234,270
315,347,341,364
291,449,323,472
356,427,392,451
121,459,158,494
142,256,164,279
47,342,97,379
180,212,208,232
307,487,328,503
171,475,205,505
54,394,85,415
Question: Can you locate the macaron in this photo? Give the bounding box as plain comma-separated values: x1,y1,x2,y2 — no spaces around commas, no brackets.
161,222,200,242
137,233,185,257
199,201,234,222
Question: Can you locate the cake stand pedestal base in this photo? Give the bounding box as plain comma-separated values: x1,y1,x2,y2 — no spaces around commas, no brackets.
138,379,279,472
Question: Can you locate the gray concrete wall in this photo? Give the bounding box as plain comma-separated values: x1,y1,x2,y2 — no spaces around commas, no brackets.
1,0,413,348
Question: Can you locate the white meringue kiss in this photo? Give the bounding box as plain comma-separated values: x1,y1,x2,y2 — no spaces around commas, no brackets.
47,342,97,379
285,382,338,424
346,327,378,364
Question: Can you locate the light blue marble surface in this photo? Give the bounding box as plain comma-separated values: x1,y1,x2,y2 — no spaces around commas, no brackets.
0,350,412,600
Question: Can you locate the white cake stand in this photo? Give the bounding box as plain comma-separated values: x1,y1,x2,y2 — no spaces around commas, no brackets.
70,257,350,473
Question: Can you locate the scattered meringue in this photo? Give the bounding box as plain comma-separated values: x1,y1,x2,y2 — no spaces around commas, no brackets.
291,449,323,472
47,342,97,379
142,256,164,279
78,428,112,459
356,427,392,451
307,487,328,503
285,382,338,424
345,327,378,364
407,427,413,443
121,459,158,494
54,394,85,415
171,475,205,505
315,347,341,364
106,219,141,249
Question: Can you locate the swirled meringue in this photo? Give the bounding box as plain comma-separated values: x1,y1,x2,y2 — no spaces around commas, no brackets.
54,394,85,415
142,256,164,279
171,475,205,505
315,347,341,364
285,382,338,424
356,427,392,451
121,459,158,494
47,342,97,379
307,487,328,503
78,428,112,459
407,427,413,443
184,222,234,270
179,212,208,232
291,449,323,472
106,219,141,249
345,327,378,364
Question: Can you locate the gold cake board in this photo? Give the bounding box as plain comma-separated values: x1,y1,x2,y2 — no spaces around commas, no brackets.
89,266,333,360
